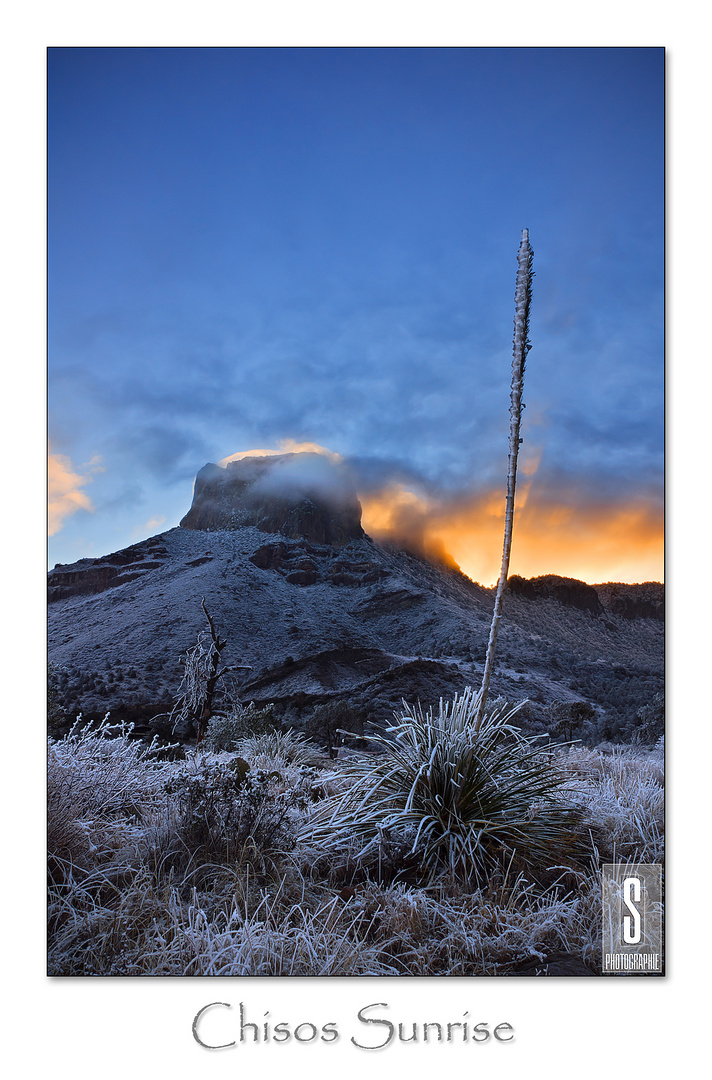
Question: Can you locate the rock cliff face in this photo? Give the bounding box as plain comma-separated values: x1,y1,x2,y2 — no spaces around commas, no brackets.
179,453,364,546
48,537,172,603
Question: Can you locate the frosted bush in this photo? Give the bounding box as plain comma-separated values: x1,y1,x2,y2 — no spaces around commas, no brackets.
48,714,176,886
203,703,279,751
49,714,170,818
236,728,323,769
163,755,302,867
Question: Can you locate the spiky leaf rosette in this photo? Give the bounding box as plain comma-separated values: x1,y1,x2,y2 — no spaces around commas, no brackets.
300,688,582,886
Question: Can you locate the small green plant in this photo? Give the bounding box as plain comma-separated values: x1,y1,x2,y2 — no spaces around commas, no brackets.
300,688,583,886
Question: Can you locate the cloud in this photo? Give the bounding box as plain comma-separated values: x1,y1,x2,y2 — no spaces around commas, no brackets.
48,450,102,535
219,439,342,467
47,279,662,578
49,275,662,533
130,515,166,539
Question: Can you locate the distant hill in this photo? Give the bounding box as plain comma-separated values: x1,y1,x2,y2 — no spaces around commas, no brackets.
48,453,663,742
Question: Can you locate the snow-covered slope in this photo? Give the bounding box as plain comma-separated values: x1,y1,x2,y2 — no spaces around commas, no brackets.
48,454,663,737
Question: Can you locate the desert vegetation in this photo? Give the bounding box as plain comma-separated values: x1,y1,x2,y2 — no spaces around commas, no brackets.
47,690,663,976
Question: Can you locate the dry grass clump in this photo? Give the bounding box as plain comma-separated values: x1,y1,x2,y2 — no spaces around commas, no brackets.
49,859,603,976
557,744,664,862
354,872,602,974
49,714,167,817
235,728,326,770
48,715,168,886
202,703,280,751
138,887,396,976
48,851,396,976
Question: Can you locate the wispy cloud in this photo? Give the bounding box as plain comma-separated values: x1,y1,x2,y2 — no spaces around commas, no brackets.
219,439,343,467
48,449,103,535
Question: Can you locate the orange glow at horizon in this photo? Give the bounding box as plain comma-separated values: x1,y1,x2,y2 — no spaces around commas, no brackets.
358,484,432,533
361,486,663,586
214,442,663,586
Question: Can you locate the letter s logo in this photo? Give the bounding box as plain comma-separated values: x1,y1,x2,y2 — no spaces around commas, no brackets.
622,877,642,944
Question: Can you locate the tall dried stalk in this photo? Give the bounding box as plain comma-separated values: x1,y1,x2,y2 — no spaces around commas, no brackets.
475,229,534,730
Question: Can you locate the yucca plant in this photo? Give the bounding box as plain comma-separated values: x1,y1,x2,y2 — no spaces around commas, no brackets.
299,688,582,886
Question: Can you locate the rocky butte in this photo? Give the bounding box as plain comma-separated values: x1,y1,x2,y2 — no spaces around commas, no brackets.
179,452,364,545
48,452,664,742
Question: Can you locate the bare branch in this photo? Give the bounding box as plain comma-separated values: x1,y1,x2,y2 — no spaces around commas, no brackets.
170,601,250,742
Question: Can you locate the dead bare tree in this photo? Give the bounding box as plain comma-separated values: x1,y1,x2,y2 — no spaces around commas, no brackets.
171,599,251,742
475,229,534,731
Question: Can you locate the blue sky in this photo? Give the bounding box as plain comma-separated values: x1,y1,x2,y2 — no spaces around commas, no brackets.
48,46,664,583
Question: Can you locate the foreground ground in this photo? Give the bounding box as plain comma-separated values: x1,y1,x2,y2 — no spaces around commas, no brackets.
48,717,663,977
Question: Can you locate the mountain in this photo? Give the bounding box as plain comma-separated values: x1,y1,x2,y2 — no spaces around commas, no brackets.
179,452,364,544
48,453,664,741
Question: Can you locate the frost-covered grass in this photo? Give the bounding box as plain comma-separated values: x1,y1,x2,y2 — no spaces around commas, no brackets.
47,714,663,977
48,715,168,886
560,743,665,863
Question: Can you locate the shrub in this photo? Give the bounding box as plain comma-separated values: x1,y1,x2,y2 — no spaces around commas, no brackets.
163,756,298,867
49,714,167,818
300,688,583,887
203,703,279,751
47,662,67,732
632,692,664,745
548,700,599,744
306,700,365,757
48,714,170,886
562,744,664,863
